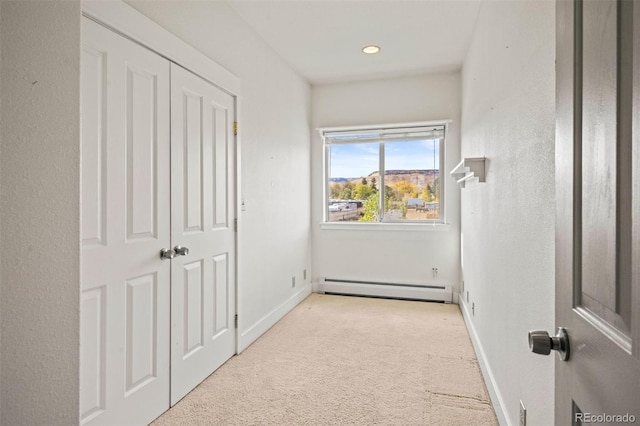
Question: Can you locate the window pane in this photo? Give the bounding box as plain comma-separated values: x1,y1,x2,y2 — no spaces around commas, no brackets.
327,143,379,222
383,139,440,221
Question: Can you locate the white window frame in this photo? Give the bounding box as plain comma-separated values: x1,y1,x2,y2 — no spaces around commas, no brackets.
320,121,448,227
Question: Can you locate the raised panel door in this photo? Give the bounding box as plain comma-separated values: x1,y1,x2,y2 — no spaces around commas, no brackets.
169,63,236,405
80,18,171,426
556,1,640,423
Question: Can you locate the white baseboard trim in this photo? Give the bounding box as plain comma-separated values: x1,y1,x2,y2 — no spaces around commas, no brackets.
238,284,312,353
319,277,452,303
459,296,510,426
311,278,322,293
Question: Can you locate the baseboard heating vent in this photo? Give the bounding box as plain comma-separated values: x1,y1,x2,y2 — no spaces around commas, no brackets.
318,278,452,303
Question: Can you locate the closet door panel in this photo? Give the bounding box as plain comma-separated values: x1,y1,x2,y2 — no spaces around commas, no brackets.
170,64,236,405
81,45,107,248
81,18,171,426
126,65,161,241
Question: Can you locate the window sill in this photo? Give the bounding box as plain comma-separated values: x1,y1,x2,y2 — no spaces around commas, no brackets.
319,222,452,232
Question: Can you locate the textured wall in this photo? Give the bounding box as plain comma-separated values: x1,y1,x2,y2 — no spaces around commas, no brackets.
0,1,81,424
460,1,556,424
0,3,2,424
311,73,461,295
126,1,312,350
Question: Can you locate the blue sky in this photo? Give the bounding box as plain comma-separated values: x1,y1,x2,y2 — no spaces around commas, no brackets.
329,139,440,179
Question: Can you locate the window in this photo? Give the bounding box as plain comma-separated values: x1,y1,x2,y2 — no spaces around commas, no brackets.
322,123,445,224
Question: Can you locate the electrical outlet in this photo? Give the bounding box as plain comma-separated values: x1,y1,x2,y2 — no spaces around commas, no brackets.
472,302,475,316
432,267,438,278
519,400,526,426
291,276,296,288
303,269,307,280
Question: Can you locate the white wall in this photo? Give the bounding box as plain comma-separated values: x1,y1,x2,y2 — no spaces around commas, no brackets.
0,1,81,424
311,73,461,295
126,1,312,350
0,4,3,425
460,1,555,425
0,1,310,422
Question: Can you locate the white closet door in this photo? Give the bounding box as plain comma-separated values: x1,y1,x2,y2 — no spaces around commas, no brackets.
80,18,171,425
170,64,236,404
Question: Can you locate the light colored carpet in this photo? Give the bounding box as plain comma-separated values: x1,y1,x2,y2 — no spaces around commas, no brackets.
153,294,498,425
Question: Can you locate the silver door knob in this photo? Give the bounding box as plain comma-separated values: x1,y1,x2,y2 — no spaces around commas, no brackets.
174,246,189,256
159,248,176,260
528,327,570,361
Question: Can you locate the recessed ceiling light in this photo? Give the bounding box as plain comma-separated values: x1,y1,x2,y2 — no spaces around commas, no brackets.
362,45,381,54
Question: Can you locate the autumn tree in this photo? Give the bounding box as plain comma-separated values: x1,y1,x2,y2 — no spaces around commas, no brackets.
359,193,379,222
386,186,397,207
433,176,440,201
352,183,375,201
391,180,418,200
385,185,397,201
338,182,354,200
421,185,434,202
359,186,397,222
330,183,342,199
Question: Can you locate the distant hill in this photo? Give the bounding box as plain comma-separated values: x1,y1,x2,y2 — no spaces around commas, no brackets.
329,177,351,183
331,170,439,190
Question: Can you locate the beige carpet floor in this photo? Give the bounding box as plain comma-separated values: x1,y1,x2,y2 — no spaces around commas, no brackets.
153,294,498,425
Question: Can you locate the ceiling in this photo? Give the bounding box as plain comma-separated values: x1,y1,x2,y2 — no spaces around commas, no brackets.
226,0,483,85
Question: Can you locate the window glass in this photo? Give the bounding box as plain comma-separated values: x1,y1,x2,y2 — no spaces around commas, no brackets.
324,124,445,224
328,143,379,222
383,139,440,221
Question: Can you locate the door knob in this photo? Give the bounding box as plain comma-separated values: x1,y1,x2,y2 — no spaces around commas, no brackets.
174,246,190,256
159,248,176,260
528,327,570,361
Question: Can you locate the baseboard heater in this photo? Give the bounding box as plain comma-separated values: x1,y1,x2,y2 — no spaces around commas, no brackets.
318,277,452,303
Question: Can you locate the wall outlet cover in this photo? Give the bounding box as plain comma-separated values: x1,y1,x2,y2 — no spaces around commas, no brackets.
519,400,526,426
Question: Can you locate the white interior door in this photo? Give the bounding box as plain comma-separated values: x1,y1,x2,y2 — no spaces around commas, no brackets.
555,0,640,423
169,63,237,404
80,18,171,425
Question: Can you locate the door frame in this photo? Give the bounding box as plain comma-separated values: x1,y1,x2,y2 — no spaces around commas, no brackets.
555,1,578,420
82,0,242,354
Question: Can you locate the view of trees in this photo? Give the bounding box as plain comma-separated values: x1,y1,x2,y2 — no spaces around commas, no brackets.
329,174,440,221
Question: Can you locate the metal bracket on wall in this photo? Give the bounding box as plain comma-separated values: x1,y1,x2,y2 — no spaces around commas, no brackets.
450,157,486,188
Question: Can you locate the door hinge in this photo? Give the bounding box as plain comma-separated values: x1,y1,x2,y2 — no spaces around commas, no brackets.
234,218,238,232
233,121,238,136
234,314,238,329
